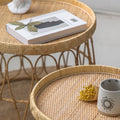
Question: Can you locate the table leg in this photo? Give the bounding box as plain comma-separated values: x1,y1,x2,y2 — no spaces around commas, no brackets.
0,53,6,102
76,37,96,65
0,54,35,120
90,37,96,64
0,40,96,119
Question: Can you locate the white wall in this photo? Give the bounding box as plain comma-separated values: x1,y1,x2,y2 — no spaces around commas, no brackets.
79,0,120,67
93,14,120,67
80,0,120,15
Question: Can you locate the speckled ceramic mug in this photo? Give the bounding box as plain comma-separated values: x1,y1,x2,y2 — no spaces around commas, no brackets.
97,79,120,116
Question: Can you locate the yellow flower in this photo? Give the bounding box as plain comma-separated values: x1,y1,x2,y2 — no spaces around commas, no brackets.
78,84,96,101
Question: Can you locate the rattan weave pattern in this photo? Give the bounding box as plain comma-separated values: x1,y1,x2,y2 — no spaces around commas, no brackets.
30,65,120,120
0,0,96,55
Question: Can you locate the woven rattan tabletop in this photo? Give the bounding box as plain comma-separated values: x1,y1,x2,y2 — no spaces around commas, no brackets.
30,65,120,120
0,0,96,55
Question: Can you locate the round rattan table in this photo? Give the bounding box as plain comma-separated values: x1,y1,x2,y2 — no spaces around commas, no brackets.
0,0,96,120
30,65,120,120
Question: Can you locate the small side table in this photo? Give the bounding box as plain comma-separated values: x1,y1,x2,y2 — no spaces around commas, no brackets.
30,65,120,120
0,0,96,119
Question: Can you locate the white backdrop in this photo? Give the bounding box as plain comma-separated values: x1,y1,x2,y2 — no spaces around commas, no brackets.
79,0,120,67
79,0,120,14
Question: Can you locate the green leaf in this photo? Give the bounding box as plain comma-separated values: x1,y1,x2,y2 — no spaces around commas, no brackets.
28,21,41,26
15,25,25,30
27,25,38,32
9,22,25,26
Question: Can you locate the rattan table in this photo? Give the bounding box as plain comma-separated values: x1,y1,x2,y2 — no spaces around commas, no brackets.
0,0,96,120
30,65,120,120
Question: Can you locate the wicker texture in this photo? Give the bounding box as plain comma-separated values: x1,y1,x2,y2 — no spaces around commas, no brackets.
0,0,96,55
30,65,120,120
0,0,11,5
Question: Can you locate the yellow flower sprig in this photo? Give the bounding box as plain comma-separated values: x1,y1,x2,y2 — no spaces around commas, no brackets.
78,84,98,101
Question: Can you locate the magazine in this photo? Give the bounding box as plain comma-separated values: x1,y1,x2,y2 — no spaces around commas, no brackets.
6,9,87,44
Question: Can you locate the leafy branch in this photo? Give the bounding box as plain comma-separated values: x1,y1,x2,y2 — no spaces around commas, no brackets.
9,21,41,32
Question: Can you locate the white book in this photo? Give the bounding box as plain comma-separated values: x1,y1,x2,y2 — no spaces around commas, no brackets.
6,9,87,44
